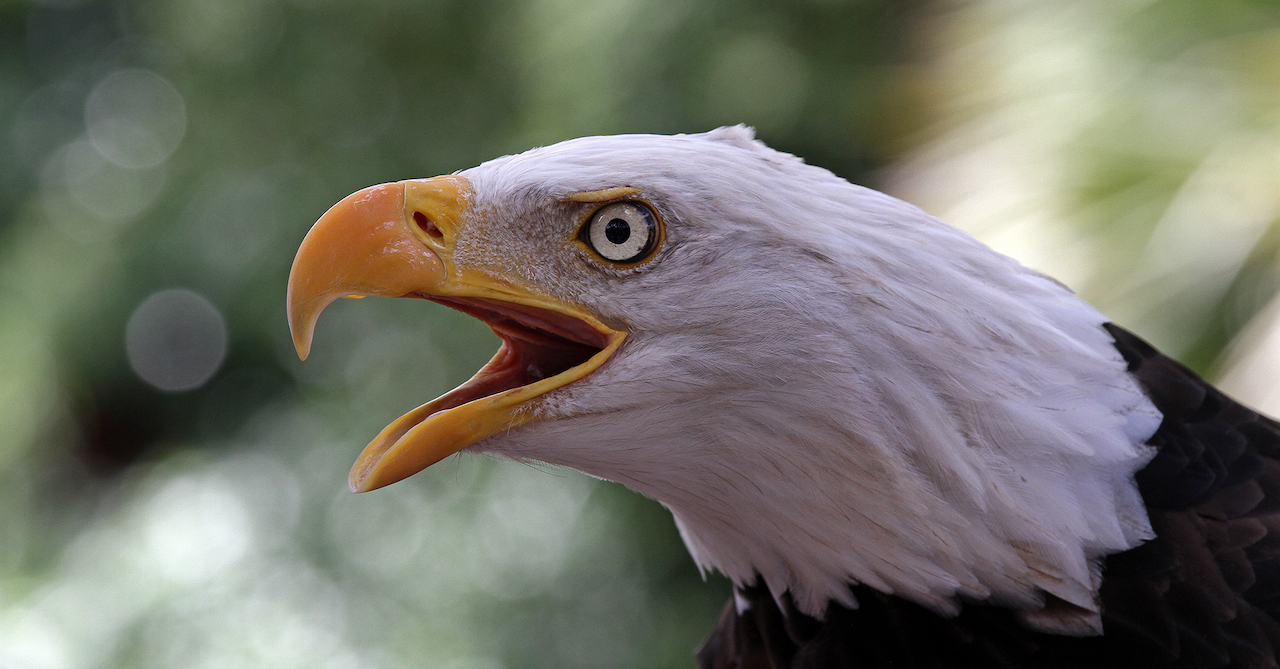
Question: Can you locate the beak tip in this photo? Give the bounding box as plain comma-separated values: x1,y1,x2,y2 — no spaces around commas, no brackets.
348,454,378,493
349,450,412,493
348,469,380,493
286,306,315,360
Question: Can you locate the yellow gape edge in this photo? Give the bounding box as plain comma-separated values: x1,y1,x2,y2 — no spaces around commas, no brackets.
287,176,625,493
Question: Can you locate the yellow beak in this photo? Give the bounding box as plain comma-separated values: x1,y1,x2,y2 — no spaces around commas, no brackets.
288,176,624,492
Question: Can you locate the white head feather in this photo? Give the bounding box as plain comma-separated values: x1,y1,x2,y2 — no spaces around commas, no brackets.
452,127,1161,634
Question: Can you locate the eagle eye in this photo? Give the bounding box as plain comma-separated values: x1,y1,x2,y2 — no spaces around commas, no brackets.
581,201,658,264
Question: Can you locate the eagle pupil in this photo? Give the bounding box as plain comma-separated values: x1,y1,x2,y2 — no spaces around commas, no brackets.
605,218,630,244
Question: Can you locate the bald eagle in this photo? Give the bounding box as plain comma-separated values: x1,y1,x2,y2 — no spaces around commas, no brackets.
288,127,1280,668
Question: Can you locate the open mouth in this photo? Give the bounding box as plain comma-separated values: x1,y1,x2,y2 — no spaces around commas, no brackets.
339,292,623,491
286,175,627,491
344,293,623,490
417,296,612,417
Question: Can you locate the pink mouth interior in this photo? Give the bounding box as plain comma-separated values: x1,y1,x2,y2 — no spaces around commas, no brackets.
412,296,609,416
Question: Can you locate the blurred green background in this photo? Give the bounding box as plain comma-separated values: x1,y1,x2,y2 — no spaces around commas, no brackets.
1,0,1278,667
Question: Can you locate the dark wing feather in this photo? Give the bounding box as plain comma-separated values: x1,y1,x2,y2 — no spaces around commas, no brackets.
696,324,1280,669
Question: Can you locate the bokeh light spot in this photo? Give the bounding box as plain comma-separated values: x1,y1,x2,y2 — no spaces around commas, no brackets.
126,289,228,392
143,474,253,584
85,69,186,169
43,139,167,225
11,80,85,167
0,608,70,669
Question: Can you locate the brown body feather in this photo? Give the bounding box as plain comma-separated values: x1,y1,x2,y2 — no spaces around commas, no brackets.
697,324,1280,669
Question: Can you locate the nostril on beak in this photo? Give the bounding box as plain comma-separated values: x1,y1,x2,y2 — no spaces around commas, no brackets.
413,211,444,239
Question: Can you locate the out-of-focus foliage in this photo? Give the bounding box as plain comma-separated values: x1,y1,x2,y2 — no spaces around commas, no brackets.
0,0,922,667
887,0,1280,388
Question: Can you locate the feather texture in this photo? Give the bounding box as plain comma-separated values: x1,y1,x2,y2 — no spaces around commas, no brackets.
697,324,1280,668
469,128,1160,627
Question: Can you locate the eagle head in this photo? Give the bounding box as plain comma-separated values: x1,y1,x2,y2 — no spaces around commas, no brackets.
288,127,1161,634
